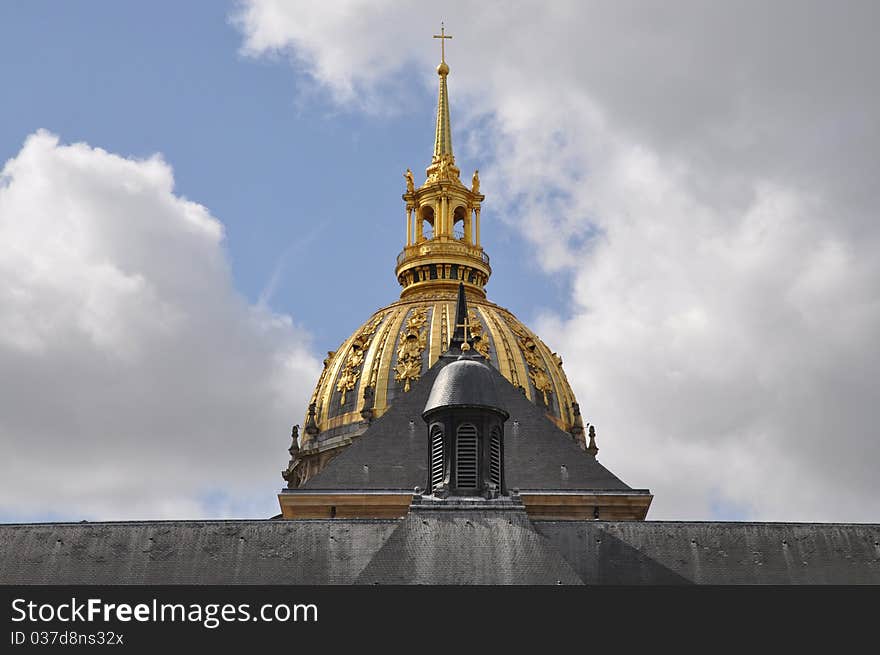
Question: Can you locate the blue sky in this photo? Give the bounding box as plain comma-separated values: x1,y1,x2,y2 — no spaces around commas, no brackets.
0,1,569,358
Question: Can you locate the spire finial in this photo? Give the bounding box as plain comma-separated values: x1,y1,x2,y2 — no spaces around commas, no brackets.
431,23,454,165
586,425,599,458
433,22,452,67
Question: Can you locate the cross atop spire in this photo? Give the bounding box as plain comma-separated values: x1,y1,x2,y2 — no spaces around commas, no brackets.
433,22,452,64
431,23,454,163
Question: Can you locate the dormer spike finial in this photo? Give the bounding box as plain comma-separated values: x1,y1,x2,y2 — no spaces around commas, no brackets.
449,282,471,352
586,425,599,458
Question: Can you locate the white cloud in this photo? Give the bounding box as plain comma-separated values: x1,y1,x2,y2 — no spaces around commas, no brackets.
235,1,880,521
0,130,321,520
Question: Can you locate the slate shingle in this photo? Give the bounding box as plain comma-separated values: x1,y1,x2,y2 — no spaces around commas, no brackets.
302,357,636,492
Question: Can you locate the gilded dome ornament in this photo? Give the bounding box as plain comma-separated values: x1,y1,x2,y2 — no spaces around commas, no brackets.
506,319,555,406
335,313,384,405
394,306,429,392
529,366,554,407
467,308,491,359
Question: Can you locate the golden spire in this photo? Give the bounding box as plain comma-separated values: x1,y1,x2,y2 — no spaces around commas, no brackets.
396,25,488,300
432,22,454,161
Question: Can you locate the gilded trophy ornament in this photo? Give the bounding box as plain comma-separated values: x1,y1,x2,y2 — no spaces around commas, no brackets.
528,365,554,406
466,308,491,359
506,318,554,406
336,314,384,405
394,306,429,392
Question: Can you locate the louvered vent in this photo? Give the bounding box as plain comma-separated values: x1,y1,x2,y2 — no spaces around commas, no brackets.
489,427,502,487
456,423,478,489
430,425,444,490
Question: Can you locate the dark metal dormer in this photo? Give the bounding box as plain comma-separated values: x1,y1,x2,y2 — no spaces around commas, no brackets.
422,347,509,498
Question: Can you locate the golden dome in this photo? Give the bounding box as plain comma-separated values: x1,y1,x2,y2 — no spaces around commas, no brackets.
301,289,578,451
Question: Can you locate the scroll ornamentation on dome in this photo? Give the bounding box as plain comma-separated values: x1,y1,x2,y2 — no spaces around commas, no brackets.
505,317,554,406
394,306,429,392
336,314,385,405
527,355,553,406
309,351,334,408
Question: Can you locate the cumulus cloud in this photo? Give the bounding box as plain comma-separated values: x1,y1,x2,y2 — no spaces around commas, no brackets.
235,0,880,521
0,131,321,520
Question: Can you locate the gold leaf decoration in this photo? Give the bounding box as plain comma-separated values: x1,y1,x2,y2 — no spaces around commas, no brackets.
394,307,429,392
466,308,491,359
505,317,553,406
440,303,449,353
336,314,384,405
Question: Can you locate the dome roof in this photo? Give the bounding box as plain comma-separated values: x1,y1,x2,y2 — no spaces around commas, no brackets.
423,356,507,417
301,288,578,450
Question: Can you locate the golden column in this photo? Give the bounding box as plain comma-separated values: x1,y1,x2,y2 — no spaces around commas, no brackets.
475,207,481,247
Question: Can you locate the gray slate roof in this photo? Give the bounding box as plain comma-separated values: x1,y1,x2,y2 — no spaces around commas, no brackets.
302,357,634,492
355,507,582,584
536,520,880,585
2,518,877,584
0,519,398,585
423,356,508,416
